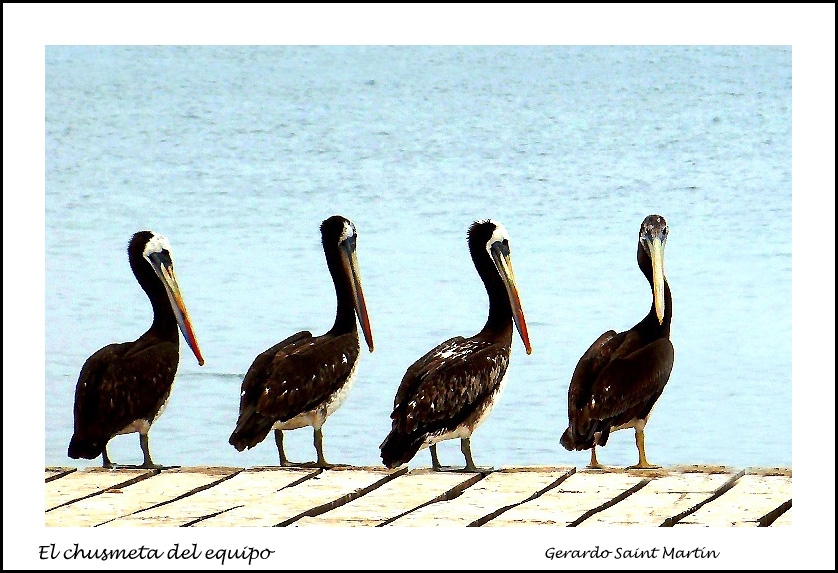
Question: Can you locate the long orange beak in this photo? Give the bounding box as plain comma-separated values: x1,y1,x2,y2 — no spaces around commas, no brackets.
341,238,374,352
151,258,205,365
490,242,532,354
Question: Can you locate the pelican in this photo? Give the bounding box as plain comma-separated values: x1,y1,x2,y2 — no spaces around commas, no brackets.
68,231,204,468
561,214,674,469
229,215,374,467
380,219,532,472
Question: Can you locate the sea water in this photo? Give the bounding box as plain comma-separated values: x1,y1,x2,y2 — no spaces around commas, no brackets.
45,45,791,469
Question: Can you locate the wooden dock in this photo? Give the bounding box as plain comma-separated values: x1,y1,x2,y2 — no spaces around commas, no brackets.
45,464,791,527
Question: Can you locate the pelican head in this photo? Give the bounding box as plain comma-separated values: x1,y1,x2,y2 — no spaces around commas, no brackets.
470,219,532,355
322,215,374,352
140,232,205,365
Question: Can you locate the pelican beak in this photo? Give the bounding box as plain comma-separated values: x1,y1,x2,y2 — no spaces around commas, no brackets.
489,241,532,354
341,236,374,352
148,252,205,365
648,236,666,325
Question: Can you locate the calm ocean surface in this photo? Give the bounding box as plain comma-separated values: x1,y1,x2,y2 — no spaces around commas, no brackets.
45,46,791,470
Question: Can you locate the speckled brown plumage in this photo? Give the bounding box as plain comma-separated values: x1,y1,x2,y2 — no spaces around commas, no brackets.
392,337,510,435
381,220,531,471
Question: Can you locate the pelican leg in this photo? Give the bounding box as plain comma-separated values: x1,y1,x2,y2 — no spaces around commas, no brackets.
139,434,164,469
461,437,478,472
628,427,660,469
430,444,441,471
313,427,332,468
587,446,604,469
274,430,296,467
102,446,114,469
431,439,491,473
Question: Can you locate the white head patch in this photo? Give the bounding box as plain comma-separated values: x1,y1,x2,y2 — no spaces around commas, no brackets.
143,232,172,260
339,220,356,243
485,220,511,254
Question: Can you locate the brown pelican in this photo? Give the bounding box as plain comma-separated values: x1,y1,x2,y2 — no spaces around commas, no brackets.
380,219,532,471
68,230,205,468
561,214,674,469
229,215,374,467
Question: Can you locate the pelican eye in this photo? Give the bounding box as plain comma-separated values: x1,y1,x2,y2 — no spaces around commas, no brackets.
339,222,356,244
492,238,511,257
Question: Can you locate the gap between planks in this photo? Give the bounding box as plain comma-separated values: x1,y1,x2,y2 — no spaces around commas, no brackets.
94,469,246,527
376,470,489,527
468,467,577,527
46,468,161,512
183,468,325,527
275,466,410,527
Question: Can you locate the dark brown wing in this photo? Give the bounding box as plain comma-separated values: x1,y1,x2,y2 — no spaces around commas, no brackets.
68,337,178,459
390,337,509,435
562,330,623,450
255,331,359,419
567,330,618,418
239,331,313,398
392,336,464,412
380,336,510,468
563,328,674,451
585,337,674,423
229,330,359,450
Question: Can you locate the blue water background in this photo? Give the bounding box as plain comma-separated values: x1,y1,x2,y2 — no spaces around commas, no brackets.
45,45,791,469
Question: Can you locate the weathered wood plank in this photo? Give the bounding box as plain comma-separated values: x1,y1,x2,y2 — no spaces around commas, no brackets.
483,470,649,527
385,467,575,527
45,468,157,512
578,471,735,526
105,467,319,527
675,475,792,527
293,469,482,527
192,467,402,527
46,467,239,527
